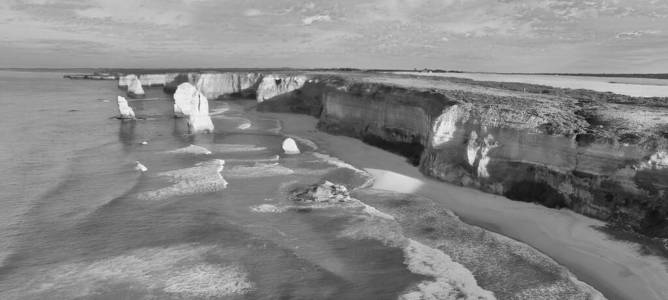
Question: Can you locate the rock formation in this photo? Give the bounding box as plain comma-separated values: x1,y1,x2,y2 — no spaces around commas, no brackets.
139,73,177,86
116,96,135,119
282,138,300,154
118,74,135,88
134,161,148,172
256,74,308,102
195,73,263,99
289,181,351,203
173,82,214,133
126,75,145,98
258,73,668,239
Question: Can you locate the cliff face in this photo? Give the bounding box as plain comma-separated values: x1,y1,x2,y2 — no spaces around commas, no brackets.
256,74,307,103
257,73,668,238
194,73,263,99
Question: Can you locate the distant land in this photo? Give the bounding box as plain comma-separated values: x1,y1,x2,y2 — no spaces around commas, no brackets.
1,67,667,80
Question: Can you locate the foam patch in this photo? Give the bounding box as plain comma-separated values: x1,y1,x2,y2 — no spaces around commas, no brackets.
137,159,227,201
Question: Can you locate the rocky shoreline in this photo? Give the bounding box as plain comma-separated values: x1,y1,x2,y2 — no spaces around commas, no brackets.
107,70,668,241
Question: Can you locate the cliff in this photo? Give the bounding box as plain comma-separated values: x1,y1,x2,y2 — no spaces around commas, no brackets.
194,73,263,99
257,72,668,238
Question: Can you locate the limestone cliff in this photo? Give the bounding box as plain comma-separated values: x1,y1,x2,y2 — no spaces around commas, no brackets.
194,73,263,99
257,73,668,238
256,74,308,103
139,73,178,86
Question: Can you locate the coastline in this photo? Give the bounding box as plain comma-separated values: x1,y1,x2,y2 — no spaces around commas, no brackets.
260,110,668,300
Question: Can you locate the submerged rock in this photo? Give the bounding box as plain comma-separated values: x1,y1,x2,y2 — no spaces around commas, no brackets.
173,83,214,133
256,74,307,102
127,75,145,98
289,181,351,203
282,138,300,154
116,96,135,119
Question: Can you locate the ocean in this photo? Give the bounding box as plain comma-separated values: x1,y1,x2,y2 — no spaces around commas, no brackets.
0,70,603,299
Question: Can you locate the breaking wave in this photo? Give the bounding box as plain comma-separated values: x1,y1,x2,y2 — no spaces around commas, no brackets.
137,159,227,201
209,144,267,153
224,162,294,179
165,144,212,155
7,244,253,299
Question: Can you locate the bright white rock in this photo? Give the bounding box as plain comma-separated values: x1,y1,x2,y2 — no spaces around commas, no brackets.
116,96,136,119
173,83,214,133
127,75,145,98
134,161,148,172
282,138,300,154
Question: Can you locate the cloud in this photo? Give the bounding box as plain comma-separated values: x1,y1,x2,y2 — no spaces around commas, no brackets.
243,8,262,17
615,30,661,39
302,14,331,25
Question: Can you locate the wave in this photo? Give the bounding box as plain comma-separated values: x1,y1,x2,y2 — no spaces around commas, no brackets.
337,210,494,300
313,153,375,189
225,155,280,163
209,144,267,153
287,135,318,151
224,162,294,179
165,144,212,155
352,189,606,299
4,244,253,299
137,159,227,201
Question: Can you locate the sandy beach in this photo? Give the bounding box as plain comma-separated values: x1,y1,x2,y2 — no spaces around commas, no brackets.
261,111,668,300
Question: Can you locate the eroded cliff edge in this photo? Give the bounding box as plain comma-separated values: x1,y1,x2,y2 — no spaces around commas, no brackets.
115,70,667,239
256,73,668,239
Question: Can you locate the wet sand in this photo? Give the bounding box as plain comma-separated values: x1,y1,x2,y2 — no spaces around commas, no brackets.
262,111,668,300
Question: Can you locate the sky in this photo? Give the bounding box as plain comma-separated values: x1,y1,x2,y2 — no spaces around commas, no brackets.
0,0,667,72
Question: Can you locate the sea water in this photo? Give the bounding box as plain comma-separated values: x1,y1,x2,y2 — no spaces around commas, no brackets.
0,71,428,299
0,71,604,300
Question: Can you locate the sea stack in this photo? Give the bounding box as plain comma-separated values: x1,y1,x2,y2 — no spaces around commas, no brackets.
116,96,135,119
282,138,300,154
127,75,145,98
173,82,214,133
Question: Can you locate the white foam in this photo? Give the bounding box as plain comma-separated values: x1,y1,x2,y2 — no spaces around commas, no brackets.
250,204,285,213
336,208,494,300
165,144,212,155
137,159,227,201
237,120,252,130
224,163,294,178
400,240,495,300
225,155,280,163
11,244,253,299
210,144,267,153
163,264,253,297
314,153,375,188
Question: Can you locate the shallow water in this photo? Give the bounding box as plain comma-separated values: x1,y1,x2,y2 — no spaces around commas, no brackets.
0,71,426,299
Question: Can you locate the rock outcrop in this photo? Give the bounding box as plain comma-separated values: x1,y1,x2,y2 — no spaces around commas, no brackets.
139,73,178,86
257,73,668,238
282,138,300,154
289,181,351,203
116,96,135,119
194,73,263,99
126,75,145,98
173,82,214,133
257,74,308,102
